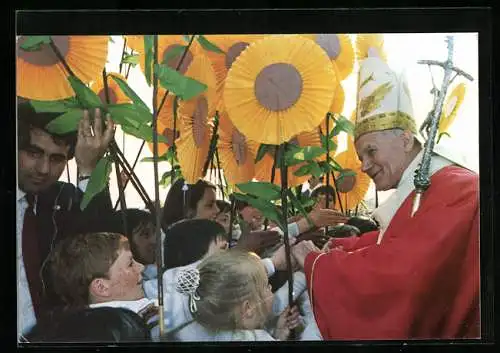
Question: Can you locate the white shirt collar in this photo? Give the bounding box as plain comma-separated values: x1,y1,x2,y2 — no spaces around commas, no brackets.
17,187,26,203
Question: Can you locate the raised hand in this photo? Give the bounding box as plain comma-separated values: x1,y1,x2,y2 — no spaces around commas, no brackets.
234,230,281,254
75,108,115,176
309,208,349,228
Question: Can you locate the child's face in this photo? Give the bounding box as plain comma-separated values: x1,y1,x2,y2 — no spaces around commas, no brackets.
106,239,145,301
245,264,274,329
240,206,264,230
195,188,219,221
131,222,156,265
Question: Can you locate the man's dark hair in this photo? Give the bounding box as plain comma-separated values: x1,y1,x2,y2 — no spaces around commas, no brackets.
26,307,151,342
162,178,217,228
346,216,379,234
163,219,226,270
17,99,77,159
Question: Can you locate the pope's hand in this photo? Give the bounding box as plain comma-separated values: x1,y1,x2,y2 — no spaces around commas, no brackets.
309,208,349,228
291,240,321,269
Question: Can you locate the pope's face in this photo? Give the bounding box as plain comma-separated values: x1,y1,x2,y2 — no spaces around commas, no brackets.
355,130,411,191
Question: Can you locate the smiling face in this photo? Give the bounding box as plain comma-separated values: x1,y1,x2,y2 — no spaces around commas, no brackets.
194,187,219,221
104,238,145,302
355,129,418,191
18,127,69,194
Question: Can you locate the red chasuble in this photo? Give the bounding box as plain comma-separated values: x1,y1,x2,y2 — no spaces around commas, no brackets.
304,166,480,340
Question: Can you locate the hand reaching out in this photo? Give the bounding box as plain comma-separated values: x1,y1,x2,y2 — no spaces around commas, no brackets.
75,108,115,176
309,208,349,228
291,240,321,269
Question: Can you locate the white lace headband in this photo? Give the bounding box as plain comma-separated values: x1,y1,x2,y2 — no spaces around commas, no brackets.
176,268,201,313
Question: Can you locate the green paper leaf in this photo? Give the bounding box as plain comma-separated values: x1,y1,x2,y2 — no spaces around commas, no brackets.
235,181,282,201
141,152,171,163
293,163,312,177
232,193,285,231
309,161,324,178
182,35,192,43
255,144,274,163
109,75,150,112
162,45,187,66
20,36,52,51
155,64,207,100
333,115,355,136
80,156,112,210
285,146,327,166
121,53,140,66
197,35,225,54
68,76,103,109
287,189,314,228
30,97,80,113
107,103,153,128
121,123,169,143
320,133,338,152
144,35,154,87
45,109,83,134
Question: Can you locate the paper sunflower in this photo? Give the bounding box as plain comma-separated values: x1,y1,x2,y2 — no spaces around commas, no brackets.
439,83,466,135
329,137,370,211
146,93,181,156
355,34,387,62
224,35,337,145
254,129,323,188
217,110,260,187
17,36,108,100
303,34,354,81
91,72,131,105
176,53,218,184
203,35,265,112
125,35,203,78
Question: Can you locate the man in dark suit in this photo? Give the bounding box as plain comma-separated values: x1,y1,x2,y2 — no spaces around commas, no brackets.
17,100,115,339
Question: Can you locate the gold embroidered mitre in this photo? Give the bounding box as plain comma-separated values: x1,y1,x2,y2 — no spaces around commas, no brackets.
354,56,417,140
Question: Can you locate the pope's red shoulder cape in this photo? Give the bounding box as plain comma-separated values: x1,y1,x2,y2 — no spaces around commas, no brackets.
304,166,480,340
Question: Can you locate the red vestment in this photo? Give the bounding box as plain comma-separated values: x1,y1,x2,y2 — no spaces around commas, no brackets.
304,166,480,340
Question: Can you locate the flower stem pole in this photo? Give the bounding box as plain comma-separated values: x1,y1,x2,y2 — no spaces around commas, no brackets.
113,35,196,210
279,142,295,340
325,114,344,214
151,35,166,338
102,68,128,236
264,146,279,230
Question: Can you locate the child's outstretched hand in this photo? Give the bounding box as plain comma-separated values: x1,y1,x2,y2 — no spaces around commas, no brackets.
274,305,301,341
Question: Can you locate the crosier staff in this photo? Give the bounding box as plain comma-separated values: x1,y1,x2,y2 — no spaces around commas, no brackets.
412,36,474,217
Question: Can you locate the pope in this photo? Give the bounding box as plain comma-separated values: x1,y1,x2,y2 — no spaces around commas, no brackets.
291,55,479,340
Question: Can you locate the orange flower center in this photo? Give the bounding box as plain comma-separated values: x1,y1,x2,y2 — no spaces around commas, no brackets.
231,129,247,165
162,128,180,144
315,34,341,60
18,36,70,67
98,88,118,104
254,63,303,111
225,42,250,70
192,96,208,147
162,44,192,74
337,169,356,193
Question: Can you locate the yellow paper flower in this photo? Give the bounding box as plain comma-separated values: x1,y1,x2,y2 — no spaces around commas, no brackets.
329,137,370,211
355,34,387,62
254,129,323,188
217,110,260,187
91,72,131,105
303,34,355,81
125,35,203,81
17,36,108,100
439,83,466,135
224,35,337,145
203,35,265,112
176,53,218,184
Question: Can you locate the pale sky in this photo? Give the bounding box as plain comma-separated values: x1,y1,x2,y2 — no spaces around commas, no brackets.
61,33,479,209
